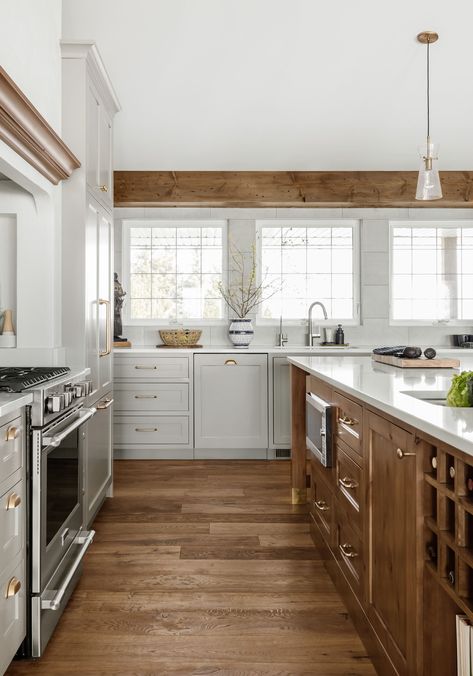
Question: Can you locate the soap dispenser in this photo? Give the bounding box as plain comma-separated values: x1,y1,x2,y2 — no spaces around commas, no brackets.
335,324,344,345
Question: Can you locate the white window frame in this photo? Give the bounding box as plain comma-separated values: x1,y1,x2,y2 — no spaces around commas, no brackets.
122,219,228,326
255,219,361,326
389,220,473,327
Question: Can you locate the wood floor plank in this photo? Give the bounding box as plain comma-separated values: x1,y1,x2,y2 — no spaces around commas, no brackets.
6,459,375,675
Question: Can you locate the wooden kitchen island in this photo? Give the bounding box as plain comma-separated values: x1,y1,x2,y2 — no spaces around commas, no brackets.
290,355,473,676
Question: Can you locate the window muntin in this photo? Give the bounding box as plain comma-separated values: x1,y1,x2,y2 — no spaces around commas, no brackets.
124,221,225,322
257,221,359,322
390,221,473,324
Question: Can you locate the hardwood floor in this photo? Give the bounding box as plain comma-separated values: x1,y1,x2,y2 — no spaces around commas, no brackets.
7,460,376,675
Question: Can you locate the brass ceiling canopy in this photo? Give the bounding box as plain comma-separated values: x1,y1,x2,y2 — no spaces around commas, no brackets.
417,31,439,44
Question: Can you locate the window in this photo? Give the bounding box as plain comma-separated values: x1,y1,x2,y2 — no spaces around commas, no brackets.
390,221,473,325
123,221,226,322
257,220,360,323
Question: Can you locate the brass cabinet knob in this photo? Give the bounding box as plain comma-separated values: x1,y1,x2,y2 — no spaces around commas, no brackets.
6,493,21,510
338,415,357,426
449,466,456,479
314,500,329,512
339,543,358,559
396,448,416,460
431,456,438,469
5,577,21,598
225,359,237,365
338,476,358,490
6,426,19,441
99,184,108,192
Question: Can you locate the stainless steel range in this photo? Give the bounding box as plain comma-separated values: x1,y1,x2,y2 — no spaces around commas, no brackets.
0,367,97,657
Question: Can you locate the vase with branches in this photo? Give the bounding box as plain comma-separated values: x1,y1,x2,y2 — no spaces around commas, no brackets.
218,241,279,348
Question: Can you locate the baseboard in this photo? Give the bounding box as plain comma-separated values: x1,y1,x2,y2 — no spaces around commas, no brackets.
193,448,268,460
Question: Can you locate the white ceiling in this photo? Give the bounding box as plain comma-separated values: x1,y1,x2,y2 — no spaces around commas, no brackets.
62,0,473,171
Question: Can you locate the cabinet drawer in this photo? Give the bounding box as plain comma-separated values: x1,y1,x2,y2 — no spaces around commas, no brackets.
114,383,189,412
0,480,24,574
114,357,189,380
0,557,25,676
335,443,362,532
333,391,362,456
306,375,332,403
335,506,363,597
114,416,189,445
0,416,23,483
309,465,333,544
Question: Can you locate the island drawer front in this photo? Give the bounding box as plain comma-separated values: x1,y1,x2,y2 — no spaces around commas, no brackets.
0,557,25,674
334,505,363,598
114,383,189,412
309,463,333,544
0,479,24,574
333,391,362,456
114,416,189,445
306,375,332,403
0,416,23,484
114,357,189,380
335,444,362,532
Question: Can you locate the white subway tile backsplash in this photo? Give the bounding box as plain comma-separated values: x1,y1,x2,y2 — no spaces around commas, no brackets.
363,286,389,319
144,207,212,219
210,208,277,219
228,220,256,252
361,252,389,285
114,208,146,219
407,208,473,220
275,208,343,219
361,220,388,252
342,208,409,219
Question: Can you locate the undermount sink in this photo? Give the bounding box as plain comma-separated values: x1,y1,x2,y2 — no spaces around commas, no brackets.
401,390,448,406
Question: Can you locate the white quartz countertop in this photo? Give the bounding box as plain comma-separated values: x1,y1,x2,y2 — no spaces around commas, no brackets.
288,354,473,456
114,345,473,356
0,392,33,419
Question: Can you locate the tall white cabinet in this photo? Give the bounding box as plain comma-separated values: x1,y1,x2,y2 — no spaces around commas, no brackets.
61,41,120,527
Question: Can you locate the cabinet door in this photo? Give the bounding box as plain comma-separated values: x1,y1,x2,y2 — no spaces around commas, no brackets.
364,411,419,676
86,83,100,194
194,354,268,449
85,201,99,398
84,393,113,527
98,210,113,393
98,106,113,208
273,357,291,446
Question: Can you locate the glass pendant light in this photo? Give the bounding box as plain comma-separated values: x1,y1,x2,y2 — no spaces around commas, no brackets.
416,31,442,201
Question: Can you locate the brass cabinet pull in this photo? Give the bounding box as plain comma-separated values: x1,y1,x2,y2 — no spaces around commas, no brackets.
134,395,158,399
338,476,358,490
6,426,19,441
225,359,237,365
5,577,21,598
449,465,456,479
99,184,108,192
6,493,21,510
97,398,114,410
98,299,112,356
135,427,158,432
396,448,416,460
339,543,358,559
134,365,157,370
338,415,357,426
314,500,329,512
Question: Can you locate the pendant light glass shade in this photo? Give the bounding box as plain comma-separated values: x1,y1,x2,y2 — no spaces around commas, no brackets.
416,139,442,200
415,31,442,201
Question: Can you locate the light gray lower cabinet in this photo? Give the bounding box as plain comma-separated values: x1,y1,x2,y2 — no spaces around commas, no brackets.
84,392,113,528
0,409,26,676
194,353,268,449
273,356,291,447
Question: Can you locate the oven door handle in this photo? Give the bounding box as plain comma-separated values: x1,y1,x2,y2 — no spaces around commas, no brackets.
41,530,95,611
42,407,96,448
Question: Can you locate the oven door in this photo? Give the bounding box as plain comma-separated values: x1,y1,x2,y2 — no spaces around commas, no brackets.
31,407,96,593
306,393,333,467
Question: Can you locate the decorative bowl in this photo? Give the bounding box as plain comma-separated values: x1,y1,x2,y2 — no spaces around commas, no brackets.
159,329,202,347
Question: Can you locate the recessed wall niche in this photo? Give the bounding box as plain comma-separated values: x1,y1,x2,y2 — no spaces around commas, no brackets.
0,213,17,347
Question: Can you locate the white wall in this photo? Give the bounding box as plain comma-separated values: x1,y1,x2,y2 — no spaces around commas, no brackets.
114,207,473,348
63,0,473,171
0,214,17,327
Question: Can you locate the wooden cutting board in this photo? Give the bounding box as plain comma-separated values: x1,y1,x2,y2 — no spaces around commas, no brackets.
372,354,460,368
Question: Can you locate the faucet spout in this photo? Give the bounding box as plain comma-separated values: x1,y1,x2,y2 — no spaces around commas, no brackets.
307,301,328,347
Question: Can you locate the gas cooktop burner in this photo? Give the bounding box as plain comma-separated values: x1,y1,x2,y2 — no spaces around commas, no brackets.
0,367,71,392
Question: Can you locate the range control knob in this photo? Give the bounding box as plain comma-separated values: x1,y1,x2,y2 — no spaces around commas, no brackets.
46,393,65,413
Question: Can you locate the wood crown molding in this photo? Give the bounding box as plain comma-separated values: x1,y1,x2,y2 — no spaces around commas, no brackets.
0,66,80,185
114,170,473,208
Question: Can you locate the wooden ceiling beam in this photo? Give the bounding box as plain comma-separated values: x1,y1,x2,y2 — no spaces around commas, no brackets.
114,170,473,208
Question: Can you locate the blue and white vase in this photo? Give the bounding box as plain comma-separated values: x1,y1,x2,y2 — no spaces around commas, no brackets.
228,318,254,348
